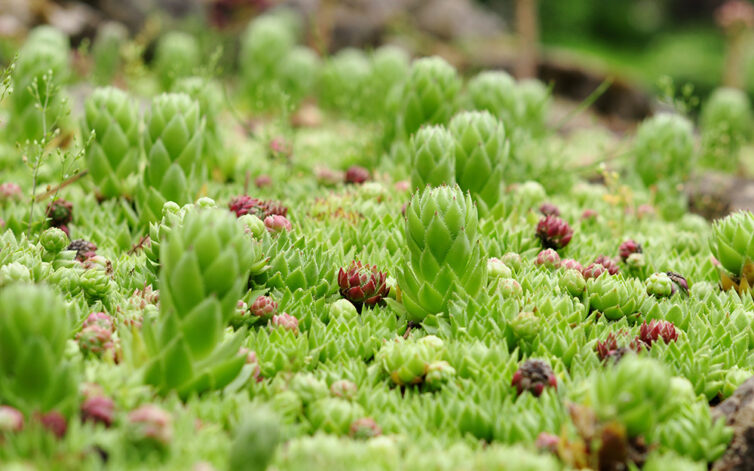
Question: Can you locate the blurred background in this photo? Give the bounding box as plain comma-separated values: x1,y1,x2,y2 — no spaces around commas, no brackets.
1,0,753,126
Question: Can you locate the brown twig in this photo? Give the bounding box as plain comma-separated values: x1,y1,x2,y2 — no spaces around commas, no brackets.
128,235,150,255
34,169,89,202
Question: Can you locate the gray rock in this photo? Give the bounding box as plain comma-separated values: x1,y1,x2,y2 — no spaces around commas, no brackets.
713,376,754,471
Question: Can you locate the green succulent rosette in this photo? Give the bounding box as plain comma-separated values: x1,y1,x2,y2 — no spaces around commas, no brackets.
448,111,508,214
91,21,127,85
711,211,754,293
318,48,372,117
409,125,455,190
588,356,673,438
398,185,486,322
136,93,205,224
586,275,642,321
0,283,78,417
306,398,364,435
375,336,444,386
10,26,70,142
395,56,461,141
82,86,140,198
239,14,296,106
143,209,255,397
633,113,694,188
153,31,200,91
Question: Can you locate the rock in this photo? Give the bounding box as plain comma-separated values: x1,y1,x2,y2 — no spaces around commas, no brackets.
712,376,754,471
686,172,754,221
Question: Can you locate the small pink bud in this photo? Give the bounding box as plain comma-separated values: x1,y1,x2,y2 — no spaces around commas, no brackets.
264,215,292,233
0,405,24,432
271,312,298,333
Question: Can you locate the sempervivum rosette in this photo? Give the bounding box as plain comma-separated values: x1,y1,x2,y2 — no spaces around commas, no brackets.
398,185,487,322
136,93,205,223
82,86,140,198
375,336,445,387
449,111,509,214
587,275,643,321
337,260,389,311
0,284,78,418
143,208,255,397
409,125,455,190
10,26,70,142
711,211,754,293
536,215,573,250
395,56,461,141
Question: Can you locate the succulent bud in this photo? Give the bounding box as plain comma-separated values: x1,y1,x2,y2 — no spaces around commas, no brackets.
560,268,586,297
46,198,73,228
487,257,513,279
582,263,607,280
535,215,573,250
0,262,32,286
330,380,358,400
350,417,382,440
511,360,557,397
535,432,560,453
535,249,560,269
255,175,272,188
425,360,456,391
581,209,598,221
638,320,678,347
249,296,278,319
0,182,22,204
81,395,115,427
646,273,674,298
595,332,643,363
76,325,115,358
501,252,523,272
315,167,345,186
560,258,583,272
80,268,112,301
337,260,390,309
592,255,620,275
345,166,370,184
539,203,560,217
238,214,266,239
496,278,523,297
83,312,114,332
626,253,646,271
0,405,24,432
271,313,299,333
329,299,359,322
619,239,643,262
128,405,173,447
511,311,539,342
264,215,292,233
38,410,67,438
40,227,69,253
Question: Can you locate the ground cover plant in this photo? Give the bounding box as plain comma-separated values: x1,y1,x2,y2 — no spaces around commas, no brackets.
1,9,754,471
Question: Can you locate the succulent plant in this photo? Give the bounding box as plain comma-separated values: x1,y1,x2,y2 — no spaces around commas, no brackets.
46,198,73,230
535,248,561,269
345,166,370,185
619,240,642,262
143,209,254,397
337,260,389,310
633,113,695,188
487,257,513,279
701,87,752,171
349,417,382,440
511,359,557,397
375,336,444,387
394,56,461,141
265,215,292,233
592,255,620,275
91,21,127,85
409,125,456,190
80,395,115,427
127,404,173,448
560,268,586,297
40,227,68,253
82,86,140,198
0,405,24,432
229,407,281,471
536,216,573,250
271,313,299,333
307,398,364,435
646,272,674,297
711,211,754,293
449,111,509,213
10,26,70,142
398,185,487,322
587,275,642,321
0,284,78,417
136,93,205,223
638,320,678,347
153,31,200,90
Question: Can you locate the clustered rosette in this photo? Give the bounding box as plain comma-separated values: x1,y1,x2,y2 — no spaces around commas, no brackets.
511,359,557,397
228,195,288,219
536,215,573,250
338,260,390,310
